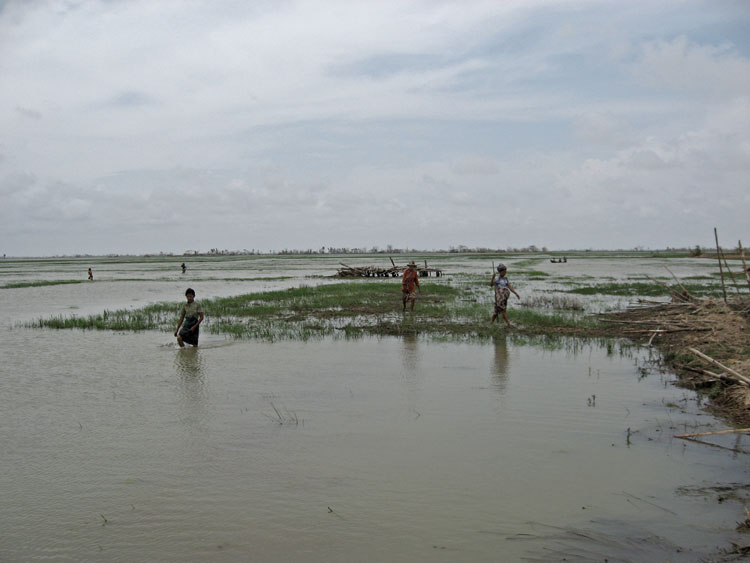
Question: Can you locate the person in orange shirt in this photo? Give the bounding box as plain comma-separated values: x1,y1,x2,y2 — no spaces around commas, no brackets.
401,261,421,313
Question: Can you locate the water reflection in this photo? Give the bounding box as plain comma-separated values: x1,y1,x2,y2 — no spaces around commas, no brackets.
173,347,208,426
401,334,420,374
491,336,510,394
174,346,205,378
2,331,747,562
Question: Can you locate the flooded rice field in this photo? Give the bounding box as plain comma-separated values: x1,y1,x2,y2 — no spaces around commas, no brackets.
1,254,747,562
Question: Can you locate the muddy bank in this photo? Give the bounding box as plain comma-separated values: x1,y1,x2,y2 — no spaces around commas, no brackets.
600,297,750,427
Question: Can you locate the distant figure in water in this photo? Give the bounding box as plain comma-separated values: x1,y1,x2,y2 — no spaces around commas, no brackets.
175,288,204,348
87,268,93,280
490,264,520,327
181,262,186,274
401,261,421,313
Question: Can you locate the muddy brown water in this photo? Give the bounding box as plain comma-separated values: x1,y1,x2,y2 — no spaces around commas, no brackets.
1,255,748,562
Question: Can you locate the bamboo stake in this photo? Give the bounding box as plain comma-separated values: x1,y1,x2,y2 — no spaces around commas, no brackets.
675,428,750,438
663,266,696,301
689,347,750,386
647,330,660,346
739,240,750,291
646,275,688,301
714,227,727,303
719,248,741,295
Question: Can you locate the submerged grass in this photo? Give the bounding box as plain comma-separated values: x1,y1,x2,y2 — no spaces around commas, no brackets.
2,276,295,288
564,281,723,298
3,280,86,289
27,279,601,341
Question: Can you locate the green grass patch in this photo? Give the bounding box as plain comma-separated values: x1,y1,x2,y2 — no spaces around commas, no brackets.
511,257,546,269
564,281,723,298
26,280,601,341
516,270,550,279
3,280,86,289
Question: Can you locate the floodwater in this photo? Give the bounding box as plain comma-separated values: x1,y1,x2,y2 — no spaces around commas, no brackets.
1,255,748,562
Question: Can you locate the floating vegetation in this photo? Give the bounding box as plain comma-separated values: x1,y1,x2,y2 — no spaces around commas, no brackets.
263,402,301,425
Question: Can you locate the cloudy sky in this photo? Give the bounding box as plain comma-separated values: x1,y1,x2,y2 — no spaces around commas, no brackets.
1,0,748,256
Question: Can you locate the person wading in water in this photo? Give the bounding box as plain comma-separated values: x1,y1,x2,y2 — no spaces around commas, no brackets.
175,288,204,347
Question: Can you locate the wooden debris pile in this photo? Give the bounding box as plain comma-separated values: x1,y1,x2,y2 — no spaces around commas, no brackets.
337,263,400,277
336,260,443,278
601,229,750,425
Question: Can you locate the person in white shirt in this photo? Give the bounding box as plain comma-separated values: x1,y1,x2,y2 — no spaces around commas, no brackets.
490,264,519,327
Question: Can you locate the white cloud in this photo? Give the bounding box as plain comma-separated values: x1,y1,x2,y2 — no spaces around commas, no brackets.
633,36,750,97
1,1,748,254
61,197,92,219
451,156,499,176
573,112,635,149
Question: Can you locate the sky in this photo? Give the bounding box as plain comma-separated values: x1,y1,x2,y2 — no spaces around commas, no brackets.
1,0,748,256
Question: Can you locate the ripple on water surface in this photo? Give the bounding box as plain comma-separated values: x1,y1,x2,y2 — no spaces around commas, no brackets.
0,327,747,562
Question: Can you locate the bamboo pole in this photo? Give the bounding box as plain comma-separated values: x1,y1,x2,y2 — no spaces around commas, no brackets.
647,330,660,346
689,347,750,386
663,266,696,301
719,248,741,295
673,436,749,453
646,275,689,301
675,428,750,438
714,227,727,303
675,363,748,387
624,328,711,334
738,240,750,291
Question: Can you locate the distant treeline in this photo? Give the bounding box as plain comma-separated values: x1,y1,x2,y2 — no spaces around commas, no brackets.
175,244,705,257
181,245,548,256
29,244,728,259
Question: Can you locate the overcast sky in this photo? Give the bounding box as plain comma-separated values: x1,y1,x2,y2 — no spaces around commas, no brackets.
1,0,748,256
